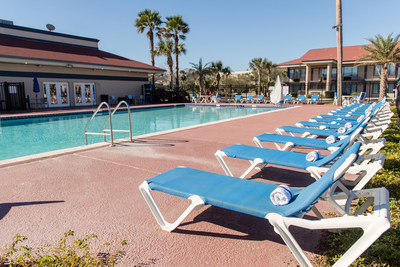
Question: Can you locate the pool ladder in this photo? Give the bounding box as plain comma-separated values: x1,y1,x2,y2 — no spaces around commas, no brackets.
84,101,133,146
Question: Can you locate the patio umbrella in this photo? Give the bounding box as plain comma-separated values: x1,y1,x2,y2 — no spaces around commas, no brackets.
33,77,40,109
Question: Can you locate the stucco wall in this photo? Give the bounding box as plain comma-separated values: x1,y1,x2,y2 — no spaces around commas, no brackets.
0,63,150,107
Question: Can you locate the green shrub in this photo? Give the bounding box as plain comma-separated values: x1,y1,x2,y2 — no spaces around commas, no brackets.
325,91,335,98
306,94,312,99
291,92,298,98
0,231,127,266
316,107,400,266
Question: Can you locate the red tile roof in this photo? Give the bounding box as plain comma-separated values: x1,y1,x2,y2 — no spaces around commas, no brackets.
0,35,164,72
279,44,372,66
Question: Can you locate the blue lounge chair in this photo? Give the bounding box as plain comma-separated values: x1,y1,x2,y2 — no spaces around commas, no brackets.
191,93,199,103
293,94,306,104
307,94,320,104
139,142,390,267
254,123,367,152
283,94,292,104
241,95,254,103
253,95,264,103
215,137,351,180
233,95,242,103
353,92,366,103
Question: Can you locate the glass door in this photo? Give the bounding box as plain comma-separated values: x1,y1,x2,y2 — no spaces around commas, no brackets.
44,82,70,107
74,83,95,106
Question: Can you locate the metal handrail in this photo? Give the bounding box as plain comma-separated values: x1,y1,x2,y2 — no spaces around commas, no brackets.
102,100,133,142
84,102,114,145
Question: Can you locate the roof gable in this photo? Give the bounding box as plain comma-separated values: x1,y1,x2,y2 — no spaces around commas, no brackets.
0,35,164,72
279,44,372,66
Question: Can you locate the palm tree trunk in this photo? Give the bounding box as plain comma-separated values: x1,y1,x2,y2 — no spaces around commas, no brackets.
169,66,174,89
258,70,262,95
199,75,204,95
150,32,155,85
216,73,220,95
167,56,173,89
174,35,180,88
380,64,388,100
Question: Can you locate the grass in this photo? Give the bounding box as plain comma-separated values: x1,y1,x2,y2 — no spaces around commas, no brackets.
317,106,400,266
0,230,127,266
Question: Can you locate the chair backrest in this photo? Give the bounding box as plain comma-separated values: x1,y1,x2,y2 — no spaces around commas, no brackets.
298,95,306,101
257,95,264,100
284,95,292,101
359,92,366,100
192,93,198,98
248,95,254,100
235,95,242,100
311,95,319,101
289,142,361,216
312,136,351,167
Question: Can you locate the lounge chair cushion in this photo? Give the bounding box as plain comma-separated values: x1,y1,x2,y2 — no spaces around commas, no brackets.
147,167,311,218
255,133,347,149
219,144,340,169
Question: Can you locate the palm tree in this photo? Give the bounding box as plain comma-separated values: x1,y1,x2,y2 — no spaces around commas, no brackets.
179,70,187,90
264,59,276,94
190,58,211,95
135,9,162,85
249,57,269,95
210,61,231,95
165,15,190,88
154,39,174,88
358,33,400,100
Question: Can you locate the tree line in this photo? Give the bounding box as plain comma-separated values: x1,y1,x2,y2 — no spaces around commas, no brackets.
135,9,283,97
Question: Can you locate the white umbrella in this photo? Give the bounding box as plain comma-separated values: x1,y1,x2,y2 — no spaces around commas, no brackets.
270,75,284,104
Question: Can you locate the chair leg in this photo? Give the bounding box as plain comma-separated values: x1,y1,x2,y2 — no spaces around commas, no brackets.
267,187,390,267
215,151,265,179
253,137,265,148
139,181,205,232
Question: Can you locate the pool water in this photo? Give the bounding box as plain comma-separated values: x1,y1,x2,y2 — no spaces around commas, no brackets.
0,105,278,161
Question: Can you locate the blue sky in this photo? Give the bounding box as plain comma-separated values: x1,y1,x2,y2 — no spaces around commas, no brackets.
2,0,400,71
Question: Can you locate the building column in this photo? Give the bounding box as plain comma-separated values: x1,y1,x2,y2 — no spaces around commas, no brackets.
305,65,311,95
326,63,332,93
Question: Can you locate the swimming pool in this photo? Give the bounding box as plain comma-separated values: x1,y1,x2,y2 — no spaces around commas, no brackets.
0,105,282,161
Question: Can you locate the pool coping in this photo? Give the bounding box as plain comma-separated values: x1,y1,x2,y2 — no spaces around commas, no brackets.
0,105,299,168
0,103,293,120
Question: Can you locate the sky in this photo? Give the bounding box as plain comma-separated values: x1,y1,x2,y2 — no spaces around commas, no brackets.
1,0,400,71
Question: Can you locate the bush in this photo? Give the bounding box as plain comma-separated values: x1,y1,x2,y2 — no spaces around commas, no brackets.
152,89,173,102
351,92,360,96
306,94,312,99
325,91,335,98
317,107,400,266
291,92,298,98
0,231,127,266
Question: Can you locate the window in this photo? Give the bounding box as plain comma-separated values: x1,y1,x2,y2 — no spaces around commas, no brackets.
342,83,358,95
372,83,379,94
374,65,382,76
289,69,305,80
74,83,96,105
343,66,358,78
331,68,337,79
319,68,327,79
387,82,395,93
289,83,305,93
387,64,399,76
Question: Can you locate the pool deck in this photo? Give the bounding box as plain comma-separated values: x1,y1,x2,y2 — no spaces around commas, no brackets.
0,103,338,266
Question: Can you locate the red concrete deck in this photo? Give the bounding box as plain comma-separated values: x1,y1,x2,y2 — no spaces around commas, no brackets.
0,104,338,266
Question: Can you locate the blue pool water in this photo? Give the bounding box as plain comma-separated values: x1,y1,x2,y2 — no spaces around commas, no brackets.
0,105,280,161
